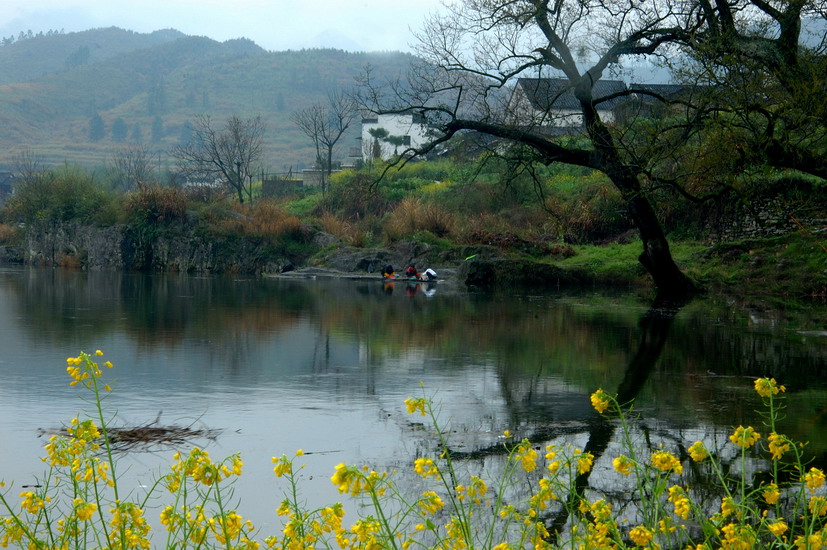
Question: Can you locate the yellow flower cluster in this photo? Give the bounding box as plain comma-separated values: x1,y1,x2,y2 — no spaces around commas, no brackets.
72,498,97,521
166,448,242,491
729,426,760,449
330,464,386,497
413,457,440,479
570,499,617,550
809,496,827,516
768,519,789,537
806,467,826,493
512,439,538,473
19,491,50,515
629,525,653,546
768,432,791,460
721,523,756,549
65,350,113,390
456,476,488,505
404,397,428,416
576,450,594,475
763,483,780,505
688,441,708,462
545,445,561,474
272,455,292,478
754,377,785,397
651,450,683,475
613,455,634,476
668,486,691,520
108,501,151,549
590,389,611,414
417,491,445,515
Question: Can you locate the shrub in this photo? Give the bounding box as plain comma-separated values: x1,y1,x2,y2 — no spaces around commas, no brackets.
0,223,18,244
124,185,189,226
3,166,113,224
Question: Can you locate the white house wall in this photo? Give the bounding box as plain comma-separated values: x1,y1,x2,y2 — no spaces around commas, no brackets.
361,114,430,161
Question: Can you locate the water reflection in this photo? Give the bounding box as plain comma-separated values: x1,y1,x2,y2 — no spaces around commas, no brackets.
0,265,826,531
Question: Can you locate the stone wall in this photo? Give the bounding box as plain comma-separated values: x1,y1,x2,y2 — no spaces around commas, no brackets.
707,189,827,242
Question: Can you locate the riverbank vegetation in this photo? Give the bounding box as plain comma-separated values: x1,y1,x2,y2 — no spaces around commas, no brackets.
0,155,824,297
2,350,826,549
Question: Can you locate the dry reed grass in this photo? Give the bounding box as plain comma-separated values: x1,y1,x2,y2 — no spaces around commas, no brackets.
126,185,188,224
230,200,307,241
319,211,372,246
384,197,455,241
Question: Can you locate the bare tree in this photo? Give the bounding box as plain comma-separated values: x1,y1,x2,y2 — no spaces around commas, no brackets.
171,115,265,203
112,144,155,190
291,91,355,193
358,0,702,298
12,149,44,185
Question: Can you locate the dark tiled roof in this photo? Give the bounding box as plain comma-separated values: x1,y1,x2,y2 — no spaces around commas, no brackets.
516,78,629,111
628,83,691,101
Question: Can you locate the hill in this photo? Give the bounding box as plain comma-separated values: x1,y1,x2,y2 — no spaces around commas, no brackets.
0,27,419,172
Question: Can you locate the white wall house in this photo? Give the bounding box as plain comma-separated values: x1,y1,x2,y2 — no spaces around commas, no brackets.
360,113,430,161
507,78,628,130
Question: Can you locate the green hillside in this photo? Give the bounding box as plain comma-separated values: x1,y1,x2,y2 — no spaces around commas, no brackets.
0,27,418,171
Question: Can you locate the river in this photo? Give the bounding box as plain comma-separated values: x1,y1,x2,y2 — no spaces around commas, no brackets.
0,265,825,534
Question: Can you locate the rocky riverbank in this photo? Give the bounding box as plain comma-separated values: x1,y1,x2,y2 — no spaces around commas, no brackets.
4,220,824,296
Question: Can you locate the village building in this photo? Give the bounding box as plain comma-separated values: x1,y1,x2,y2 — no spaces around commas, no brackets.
360,113,430,162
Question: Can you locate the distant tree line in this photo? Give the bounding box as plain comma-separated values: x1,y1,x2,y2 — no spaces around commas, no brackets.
1,29,65,46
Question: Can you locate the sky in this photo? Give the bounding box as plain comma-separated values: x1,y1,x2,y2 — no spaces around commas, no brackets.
0,0,445,52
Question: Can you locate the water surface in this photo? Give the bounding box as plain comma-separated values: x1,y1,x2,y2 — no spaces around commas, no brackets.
1,266,825,531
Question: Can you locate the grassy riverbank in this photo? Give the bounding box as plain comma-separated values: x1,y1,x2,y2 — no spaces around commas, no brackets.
551,232,827,298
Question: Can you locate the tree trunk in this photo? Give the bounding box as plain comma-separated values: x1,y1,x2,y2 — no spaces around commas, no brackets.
585,113,698,299
628,195,697,299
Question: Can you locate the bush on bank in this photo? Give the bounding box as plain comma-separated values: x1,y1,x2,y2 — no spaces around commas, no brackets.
1,350,825,550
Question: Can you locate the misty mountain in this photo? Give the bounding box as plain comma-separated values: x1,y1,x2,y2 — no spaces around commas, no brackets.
0,27,418,171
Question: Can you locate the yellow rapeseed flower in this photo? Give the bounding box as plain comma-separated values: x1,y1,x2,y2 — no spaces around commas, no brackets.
404,397,427,416
668,486,691,520
729,426,760,449
272,455,291,478
576,450,594,474
763,483,780,505
73,498,97,521
795,533,825,550
721,523,756,549
629,525,653,546
590,389,611,414
651,450,683,475
721,496,737,518
768,520,788,537
413,457,439,479
417,491,445,515
688,441,708,462
806,468,826,493
768,432,791,460
754,377,785,398
513,439,538,472
545,445,561,474
19,491,49,514
613,455,634,476
809,496,827,516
